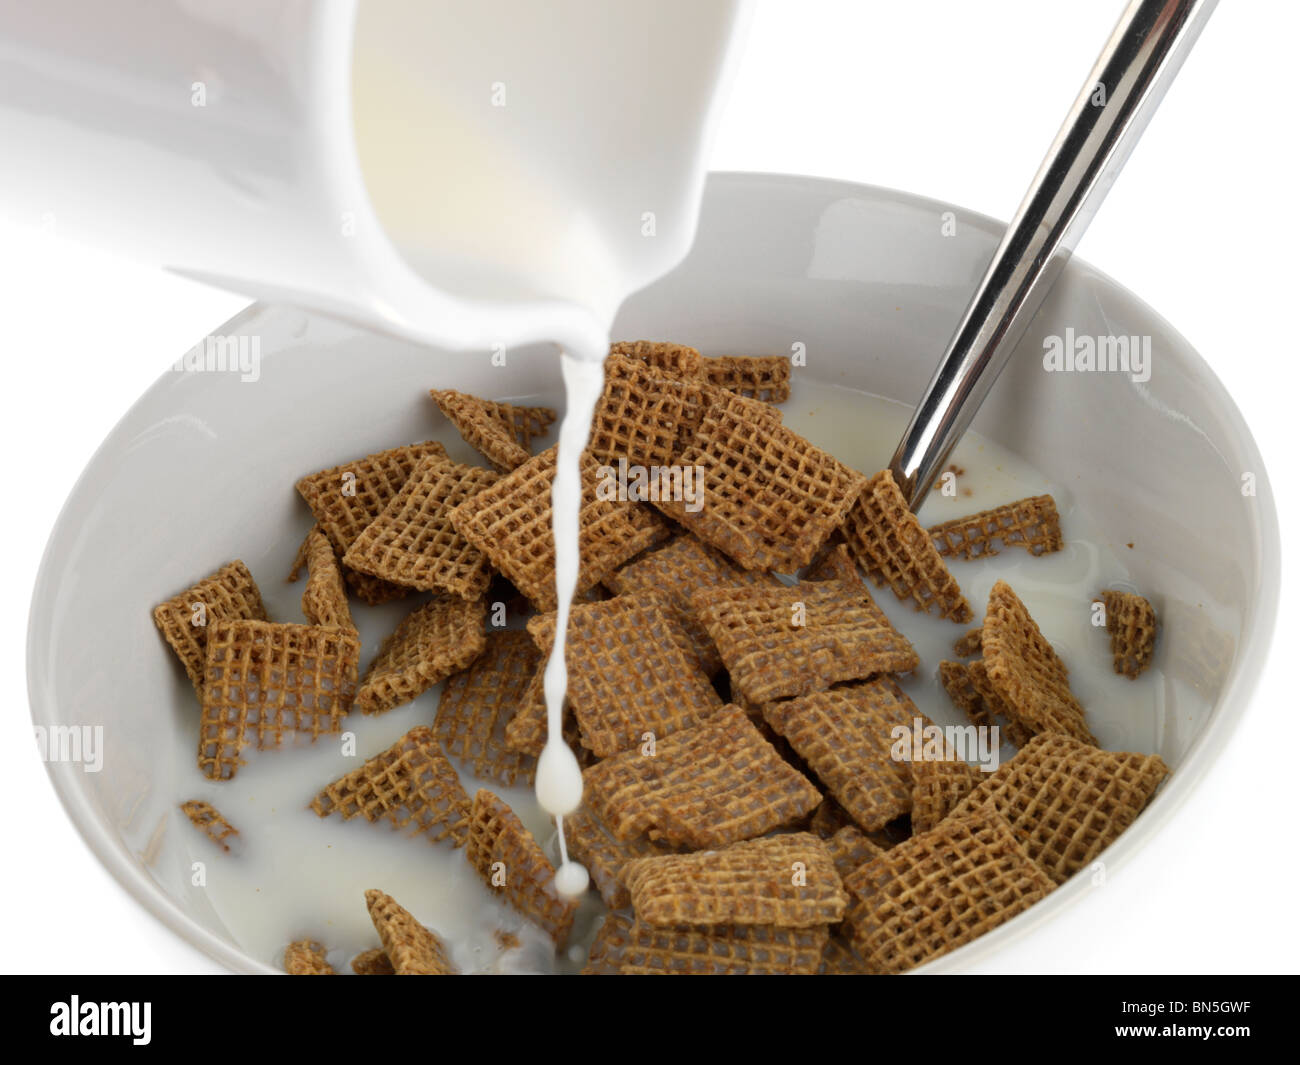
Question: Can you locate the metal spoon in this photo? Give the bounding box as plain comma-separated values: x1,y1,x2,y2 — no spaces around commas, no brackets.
888,0,1217,507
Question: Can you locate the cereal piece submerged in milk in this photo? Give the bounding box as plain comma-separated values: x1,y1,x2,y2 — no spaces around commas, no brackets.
179,799,240,853
842,468,972,622
365,890,457,975
952,627,984,658
927,494,1063,561
980,580,1095,745
197,619,360,781
350,948,395,976
283,939,334,975
311,725,471,846
1100,589,1158,678
466,790,578,948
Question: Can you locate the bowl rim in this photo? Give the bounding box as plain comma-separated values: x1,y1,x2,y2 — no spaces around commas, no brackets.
27,171,1281,975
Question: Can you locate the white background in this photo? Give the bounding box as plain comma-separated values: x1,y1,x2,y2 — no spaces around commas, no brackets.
3,1,1296,973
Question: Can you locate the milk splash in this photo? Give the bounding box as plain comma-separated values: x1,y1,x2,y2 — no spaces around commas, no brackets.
533,340,611,897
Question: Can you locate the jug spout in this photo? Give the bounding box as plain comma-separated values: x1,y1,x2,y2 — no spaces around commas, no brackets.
0,0,751,353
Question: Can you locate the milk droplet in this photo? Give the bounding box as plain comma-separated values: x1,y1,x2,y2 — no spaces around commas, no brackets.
554,861,590,898
535,741,584,816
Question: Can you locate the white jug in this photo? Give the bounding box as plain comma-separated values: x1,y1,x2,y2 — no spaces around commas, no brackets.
0,0,750,353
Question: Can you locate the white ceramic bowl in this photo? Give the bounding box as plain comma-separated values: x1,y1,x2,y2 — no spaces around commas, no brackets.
27,173,1279,973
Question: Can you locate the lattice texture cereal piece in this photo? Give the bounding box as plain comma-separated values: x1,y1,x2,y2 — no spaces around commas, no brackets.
928,495,1063,560
283,940,333,975
499,663,597,772
357,597,486,714
295,442,448,557
939,658,1029,748
973,659,1031,746
601,919,828,975
621,832,846,928
294,528,355,631
179,800,240,852
364,889,457,974
762,678,927,832
198,620,359,780
435,629,539,786
819,934,872,974
1101,590,1157,678
657,391,866,572
581,913,635,974
605,535,778,675
343,456,500,599
526,597,723,757
583,705,821,848
587,354,704,469
702,354,792,403
345,567,410,606
431,389,556,472
609,340,703,379
466,790,578,947
825,825,885,880
502,658,551,756
808,797,855,839
350,948,395,975
609,341,707,450
311,726,471,845
951,732,1168,884
910,756,982,834
802,540,859,583
694,579,918,703
953,627,984,658
843,469,972,622
982,580,1095,744
450,446,668,611
939,660,992,730
843,808,1054,973
564,803,678,909
153,560,268,695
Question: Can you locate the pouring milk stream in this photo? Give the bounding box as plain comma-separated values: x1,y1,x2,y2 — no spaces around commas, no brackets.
354,0,753,895
0,1,751,899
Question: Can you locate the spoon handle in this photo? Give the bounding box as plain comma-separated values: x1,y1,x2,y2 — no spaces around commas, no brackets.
888,0,1216,507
